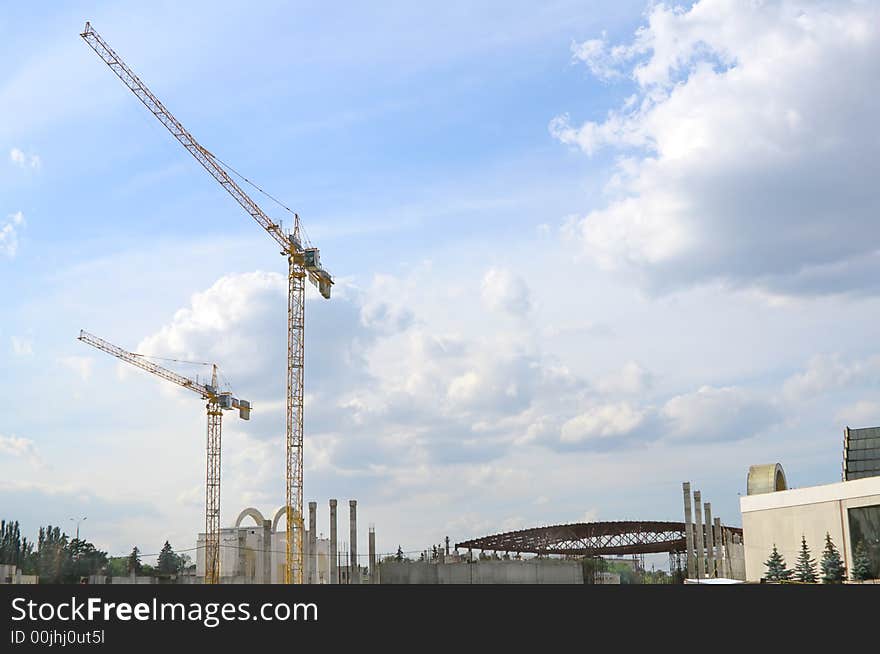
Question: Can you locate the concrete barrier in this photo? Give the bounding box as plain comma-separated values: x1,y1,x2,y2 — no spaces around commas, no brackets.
379,559,584,584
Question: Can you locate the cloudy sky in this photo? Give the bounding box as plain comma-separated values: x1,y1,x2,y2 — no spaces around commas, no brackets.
3,0,880,564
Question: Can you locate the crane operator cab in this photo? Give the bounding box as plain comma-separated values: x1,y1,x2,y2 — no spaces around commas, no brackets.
304,247,333,299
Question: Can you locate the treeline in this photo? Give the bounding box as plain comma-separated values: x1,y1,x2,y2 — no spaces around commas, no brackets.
0,520,191,583
0,520,108,582
114,542,192,578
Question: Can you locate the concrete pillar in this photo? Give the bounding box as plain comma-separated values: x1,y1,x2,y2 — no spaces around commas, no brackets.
713,517,723,579
262,519,272,584
303,528,311,584
682,482,695,579
308,501,317,584
368,526,376,584
704,502,714,578
693,490,705,579
238,531,247,581
349,500,359,584
720,529,730,578
329,499,338,584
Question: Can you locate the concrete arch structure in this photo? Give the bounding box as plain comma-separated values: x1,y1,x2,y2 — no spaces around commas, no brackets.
747,463,787,496
272,506,303,533
234,507,266,529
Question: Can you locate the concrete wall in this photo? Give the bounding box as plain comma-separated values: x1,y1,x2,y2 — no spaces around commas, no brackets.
110,576,156,584
596,572,620,584
0,564,16,584
197,526,264,582
727,537,746,580
740,475,880,582
0,565,38,584
379,559,584,584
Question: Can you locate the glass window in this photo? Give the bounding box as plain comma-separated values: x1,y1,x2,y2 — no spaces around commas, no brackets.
849,505,880,579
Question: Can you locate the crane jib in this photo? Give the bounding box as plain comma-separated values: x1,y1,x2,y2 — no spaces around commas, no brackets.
80,22,333,298
77,330,251,420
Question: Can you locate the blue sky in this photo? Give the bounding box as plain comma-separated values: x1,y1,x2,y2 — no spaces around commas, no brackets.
3,0,880,564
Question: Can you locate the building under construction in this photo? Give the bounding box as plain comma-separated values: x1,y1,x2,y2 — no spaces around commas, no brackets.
194,501,379,584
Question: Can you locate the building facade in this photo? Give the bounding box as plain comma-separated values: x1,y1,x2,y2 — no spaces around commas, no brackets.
740,475,880,582
843,426,880,481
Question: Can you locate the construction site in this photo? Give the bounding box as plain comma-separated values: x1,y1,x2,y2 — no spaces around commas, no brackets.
65,22,721,586
4,6,879,590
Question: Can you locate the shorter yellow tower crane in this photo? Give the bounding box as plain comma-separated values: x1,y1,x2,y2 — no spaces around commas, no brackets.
77,329,250,584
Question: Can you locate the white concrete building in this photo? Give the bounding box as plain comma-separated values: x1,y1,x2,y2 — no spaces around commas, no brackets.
195,506,331,584
740,474,880,582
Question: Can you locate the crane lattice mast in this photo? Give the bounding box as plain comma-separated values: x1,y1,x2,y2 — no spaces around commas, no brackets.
78,330,250,584
81,22,333,584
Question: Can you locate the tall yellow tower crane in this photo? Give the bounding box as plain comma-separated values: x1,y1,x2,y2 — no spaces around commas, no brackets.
78,330,251,584
81,22,333,584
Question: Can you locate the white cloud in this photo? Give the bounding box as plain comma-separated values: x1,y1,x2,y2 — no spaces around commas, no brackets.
597,361,652,395
359,273,414,333
10,336,33,357
9,147,40,169
554,0,880,296
560,402,645,444
782,353,880,402
570,33,633,82
480,267,532,317
837,400,880,428
0,434,42,466
136,271,381,406
59,356,94,382
662,385,779,442
0,211,25,258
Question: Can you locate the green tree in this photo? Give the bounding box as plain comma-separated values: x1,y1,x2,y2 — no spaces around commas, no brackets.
852,541,873,581
764,544,792,582
66,538,108,581
178,553,193,573
820,533,845,584
0,520,37,572
395,545,404,562
37,525,70,584
126,546,142,576
107,557,127,577
793,535,818,583
157,541,180,575
582,557,609,584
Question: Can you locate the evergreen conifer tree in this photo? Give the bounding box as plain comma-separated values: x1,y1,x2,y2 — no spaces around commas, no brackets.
852,541,873,581
820,532,845,583
127,546,142,575
793,535,818,583
764,544,792,582
157,541,179,575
